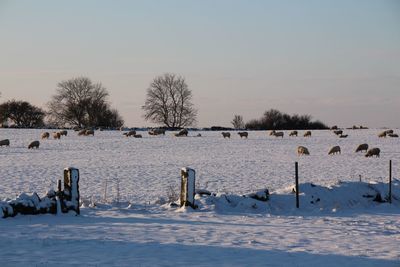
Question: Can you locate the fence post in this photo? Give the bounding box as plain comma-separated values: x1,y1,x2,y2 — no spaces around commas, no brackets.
63,167,80,214
295,162,299,208
56,179,64,214
389,160,392,204
180,167,196,208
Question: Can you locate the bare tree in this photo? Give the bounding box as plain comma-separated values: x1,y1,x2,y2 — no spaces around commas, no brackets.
47,77,124,128
142,73,197,128
231,114,245,129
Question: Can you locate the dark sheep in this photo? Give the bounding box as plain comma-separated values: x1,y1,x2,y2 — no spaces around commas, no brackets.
328,146,341,155
355,143,368,153
28,140,40,149
221,132,231,138
365,148,380,158
0,139,10,147
238,132,248,138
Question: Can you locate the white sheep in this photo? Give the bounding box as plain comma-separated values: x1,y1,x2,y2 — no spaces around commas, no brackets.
378,131,387,138
297,146,310,155
53,132,61,139
41,132,50,139
85,130,95,136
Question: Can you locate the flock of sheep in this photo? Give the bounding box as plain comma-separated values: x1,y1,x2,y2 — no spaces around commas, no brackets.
0,128,397,158
219,128,399,158
0,129,80,150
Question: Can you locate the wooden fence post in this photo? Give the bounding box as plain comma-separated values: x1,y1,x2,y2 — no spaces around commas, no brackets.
389,160,392,204
63,167,80,214
295,162,299,208
180,167,196,208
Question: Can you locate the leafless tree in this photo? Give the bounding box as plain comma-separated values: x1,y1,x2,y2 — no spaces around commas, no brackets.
231,114,245,129
47,77,124,128
142,73,197,128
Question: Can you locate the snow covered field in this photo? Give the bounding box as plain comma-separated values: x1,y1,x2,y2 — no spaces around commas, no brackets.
0,128,399,266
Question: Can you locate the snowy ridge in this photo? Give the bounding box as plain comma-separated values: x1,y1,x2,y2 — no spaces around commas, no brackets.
168,179,400,215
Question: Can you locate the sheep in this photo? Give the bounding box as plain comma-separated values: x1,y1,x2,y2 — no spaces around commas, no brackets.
53,132,61,139
221,132,231,138
289,131,298,137
365,147,380,158
133,134,142,138
339,134,348,138
0,139,10,147
333,130,343,135
148,128,165,135
388,133,399,138
175,129,188,137
78,129,87,136
378,131,387,138
328,146,341,155
124,130,136,137
297,146,310,155
273,131,284,138
41,132,50,139
28,140,40,149
59,130,68,136
304,131,312,137
355,143,368,153
238,132,248,138
85,130,94,136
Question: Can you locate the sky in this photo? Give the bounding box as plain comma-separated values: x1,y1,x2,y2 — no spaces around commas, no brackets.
0,0,399,128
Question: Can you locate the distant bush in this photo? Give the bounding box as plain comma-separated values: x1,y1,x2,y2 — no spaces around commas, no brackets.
245,109,328,130
0,100,45,128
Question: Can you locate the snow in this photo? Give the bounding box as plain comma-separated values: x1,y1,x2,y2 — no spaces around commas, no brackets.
0,128,399,266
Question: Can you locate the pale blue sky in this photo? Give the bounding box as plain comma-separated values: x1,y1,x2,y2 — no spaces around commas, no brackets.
0,0,399,127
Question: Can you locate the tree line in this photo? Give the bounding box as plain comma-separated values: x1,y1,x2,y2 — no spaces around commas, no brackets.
0,74,328,130
0,77,124,129
244,109,328,130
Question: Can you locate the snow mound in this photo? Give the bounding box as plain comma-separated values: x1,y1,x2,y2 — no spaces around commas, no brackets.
192,180,400,214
